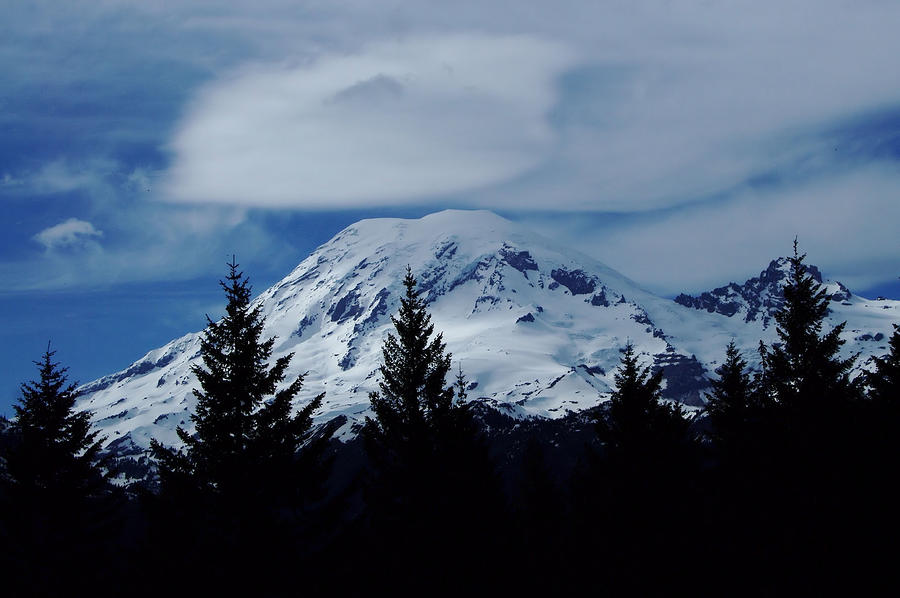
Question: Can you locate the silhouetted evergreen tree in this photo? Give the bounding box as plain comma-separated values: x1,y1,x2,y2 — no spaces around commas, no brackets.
152,259,324,500
0,345,114,596
856,326,900,593
868,324,900,406
363,268,462,454
362,268,486,484
700,339,784,591
360,267,503,594
762,240,860,412
747,242,869,592
705,341,760,456
578,343,697,592
599,343,690,466
6,345,105,492
148,257,328,595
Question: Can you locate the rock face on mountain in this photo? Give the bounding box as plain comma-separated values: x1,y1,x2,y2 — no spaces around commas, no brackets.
674,258,853,326
76,210,899,458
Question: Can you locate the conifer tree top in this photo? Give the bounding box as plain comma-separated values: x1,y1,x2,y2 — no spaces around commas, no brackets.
608,343,665,424
364,266,461,455
151,257,324,500
764,240,857,409
599,342,689,467
10,343,105,491
774,240,831,356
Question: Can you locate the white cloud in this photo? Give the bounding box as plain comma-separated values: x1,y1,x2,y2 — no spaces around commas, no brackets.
527,165,900,295
34,218,103,250
154,1,900,212
163,33,575,207
476,2,900,212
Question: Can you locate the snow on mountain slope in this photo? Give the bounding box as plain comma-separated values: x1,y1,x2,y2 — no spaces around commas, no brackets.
76,210,899,454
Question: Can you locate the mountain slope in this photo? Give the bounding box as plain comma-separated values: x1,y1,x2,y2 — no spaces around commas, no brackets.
76,210,899,458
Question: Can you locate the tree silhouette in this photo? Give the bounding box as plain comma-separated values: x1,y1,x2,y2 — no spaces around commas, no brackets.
705,341,760,456
1,345,112,596
362,267,477,476
151,257,324,503
868,324,900,406
581,343,696,592
747,242,868,592
600,343,690,467
6,344,104,493
360,267,502,594
762,240,859,412
148,257,327,595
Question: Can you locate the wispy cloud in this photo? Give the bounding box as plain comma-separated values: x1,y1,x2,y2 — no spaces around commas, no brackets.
34,218,103,250
0,158,122,202
1,173,23,187
526,165,900,295
31,159,118,195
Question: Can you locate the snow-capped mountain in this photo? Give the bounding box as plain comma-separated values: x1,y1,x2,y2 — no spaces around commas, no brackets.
76,210,899,455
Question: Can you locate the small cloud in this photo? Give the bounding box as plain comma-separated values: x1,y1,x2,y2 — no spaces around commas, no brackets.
126,167,153,193
34,218,103,250
31,159,115,194
1,173,23,187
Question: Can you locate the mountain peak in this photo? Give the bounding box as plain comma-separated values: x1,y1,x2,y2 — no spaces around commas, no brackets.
342,209,514,239
76,210,898,470
674,257,844,325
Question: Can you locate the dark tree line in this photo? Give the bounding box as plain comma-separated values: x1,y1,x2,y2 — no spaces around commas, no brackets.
1,247,898,597
675,242,900,595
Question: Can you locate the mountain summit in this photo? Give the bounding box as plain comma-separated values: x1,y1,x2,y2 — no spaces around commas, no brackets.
674,257,852,326
76,210,898,457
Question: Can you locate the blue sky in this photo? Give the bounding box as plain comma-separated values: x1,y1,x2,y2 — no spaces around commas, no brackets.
2,1,899,416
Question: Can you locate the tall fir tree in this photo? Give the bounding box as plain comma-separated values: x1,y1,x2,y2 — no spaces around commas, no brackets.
748,242,869,590
360,267,502,594
599,343,690,465
6,344,105,494
1,345,113,596
147,258,327,594
582,344,696,592
762,240,859,412
362,267,473,469
151,257,325,504
705,341,759,454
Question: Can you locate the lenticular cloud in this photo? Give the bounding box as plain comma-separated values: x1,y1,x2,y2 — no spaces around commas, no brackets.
164,34,574,207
